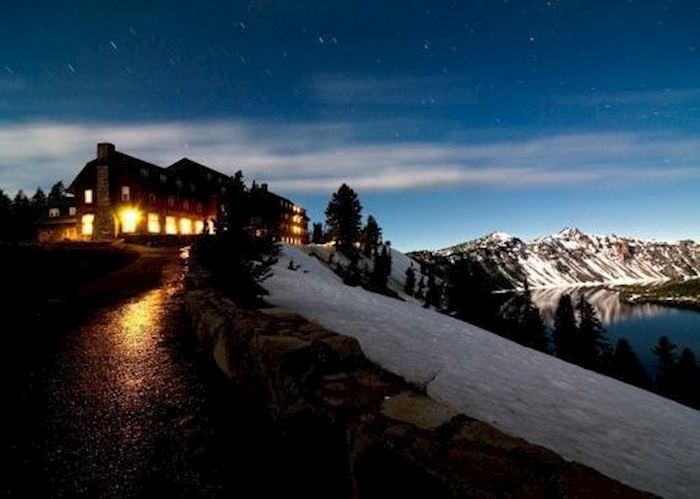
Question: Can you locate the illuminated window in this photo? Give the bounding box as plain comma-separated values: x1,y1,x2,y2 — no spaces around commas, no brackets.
207,220,215,234
147,213,160,233
180,218,192,235
49,208,59,218
69,206,76,216
165,216,177,234
120,208,140,233
81,214,94,235
84,189,93,204
121,186,130,201
194,220,204,234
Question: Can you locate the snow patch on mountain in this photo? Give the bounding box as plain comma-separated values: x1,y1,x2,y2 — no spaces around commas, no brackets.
426,228,700,289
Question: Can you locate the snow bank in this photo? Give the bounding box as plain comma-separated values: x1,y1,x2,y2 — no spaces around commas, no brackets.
265,245,700,499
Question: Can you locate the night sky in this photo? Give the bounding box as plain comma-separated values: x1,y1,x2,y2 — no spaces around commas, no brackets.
1,0,699,250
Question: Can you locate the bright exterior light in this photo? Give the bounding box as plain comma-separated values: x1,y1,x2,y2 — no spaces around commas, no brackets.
147,213,160,233
165,216,177,234
194,220,204,234
120,208,141,233
180,217,192,235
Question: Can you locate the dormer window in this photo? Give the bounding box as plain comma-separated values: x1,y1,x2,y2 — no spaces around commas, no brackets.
84,189,93,204
176,179,183,190
69,207,76,216
160,174,167,184
49,208,60,218
121,186,130,201
140,168,148,178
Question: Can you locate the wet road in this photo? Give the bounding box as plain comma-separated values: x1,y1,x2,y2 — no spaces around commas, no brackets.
6,249,293,497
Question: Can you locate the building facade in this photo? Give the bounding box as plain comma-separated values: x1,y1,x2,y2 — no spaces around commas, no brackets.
38,143,308,243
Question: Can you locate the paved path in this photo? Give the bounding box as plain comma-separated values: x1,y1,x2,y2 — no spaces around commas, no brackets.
5,247,293,497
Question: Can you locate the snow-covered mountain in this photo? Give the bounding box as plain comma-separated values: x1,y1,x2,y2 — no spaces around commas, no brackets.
416,228,700,289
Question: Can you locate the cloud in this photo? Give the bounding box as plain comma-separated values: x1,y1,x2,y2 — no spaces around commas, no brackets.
555,88,700,107
0,120,699,195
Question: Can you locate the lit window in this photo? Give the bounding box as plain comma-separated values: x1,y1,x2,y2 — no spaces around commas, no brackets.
120,208,140,233
84,189,93,204
165,216,177,234
168,195,175,207
81,214,94,235
121,186,130,201
194,220,204,234
207,220,215,234
180,218,192,235
69,206,76,216
49,208,60,218
147,213,160,233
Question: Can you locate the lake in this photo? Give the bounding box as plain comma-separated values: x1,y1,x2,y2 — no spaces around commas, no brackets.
509,287,700,375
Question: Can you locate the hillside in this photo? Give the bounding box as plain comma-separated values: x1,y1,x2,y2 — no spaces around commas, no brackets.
412,228,700,289
263,244,700,499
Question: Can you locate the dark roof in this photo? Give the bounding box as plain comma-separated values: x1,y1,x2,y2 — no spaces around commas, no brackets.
167,158,231,183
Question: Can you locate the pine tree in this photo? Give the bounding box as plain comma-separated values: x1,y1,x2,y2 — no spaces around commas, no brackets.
652,336,677,396
363,215,382,257
325,183,362,257
445,256,497,328
577,295,608,368
404,265,416,296
10,190,34,240
311,223,325,244
0,188,12,242
415,276,426,300
553,294,578,363
369,245,389,290
515,281,550,353
609,339,649,388
675,348,699,408
194,170,278,308
48,181,66,203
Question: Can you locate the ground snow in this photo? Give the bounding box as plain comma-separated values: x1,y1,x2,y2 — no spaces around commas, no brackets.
264,245,700,499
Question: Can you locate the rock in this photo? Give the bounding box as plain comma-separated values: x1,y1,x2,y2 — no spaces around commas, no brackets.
381,392,459,431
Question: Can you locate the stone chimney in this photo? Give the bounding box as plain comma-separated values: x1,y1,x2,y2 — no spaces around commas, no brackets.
261,183,268,192
97,143,115,160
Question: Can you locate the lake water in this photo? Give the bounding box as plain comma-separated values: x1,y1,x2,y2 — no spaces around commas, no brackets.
509,287,700,375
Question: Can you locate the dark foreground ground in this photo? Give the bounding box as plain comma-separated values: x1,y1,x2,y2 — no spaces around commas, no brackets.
2,244,301,497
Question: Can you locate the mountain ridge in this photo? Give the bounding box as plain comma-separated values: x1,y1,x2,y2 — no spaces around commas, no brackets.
412,228,700,290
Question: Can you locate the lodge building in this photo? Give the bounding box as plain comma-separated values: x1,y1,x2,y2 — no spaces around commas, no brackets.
37,143,308,244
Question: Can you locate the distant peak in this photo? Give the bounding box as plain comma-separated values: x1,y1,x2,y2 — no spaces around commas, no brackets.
486,231,515,242
555,227,585,238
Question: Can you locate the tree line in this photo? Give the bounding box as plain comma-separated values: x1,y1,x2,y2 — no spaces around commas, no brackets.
0,182,68,242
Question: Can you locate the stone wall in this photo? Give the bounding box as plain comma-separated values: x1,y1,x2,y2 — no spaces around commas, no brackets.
184,267,651,498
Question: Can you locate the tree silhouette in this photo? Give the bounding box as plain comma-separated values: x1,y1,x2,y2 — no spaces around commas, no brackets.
404,265,416,296
48,181,66,203
513,281,550,353
577,295,608,368
362,215,382,257
311,223,324,244
652,335,677,396
553,294,578,363
325,183,363,257
675,348,699,408
609,339,649,388
445,257,497,328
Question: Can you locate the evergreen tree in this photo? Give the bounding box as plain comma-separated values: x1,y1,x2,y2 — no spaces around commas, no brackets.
404,265,416,296
553,294,578,362
10,190,34,240
514,281,550,353
194,170,278,308
675,348,699,408
48,181,66,203
424,273,441,309
609,339,649,388
444,257,497,327
415,276,426,300
31,187,47,210
577,295,608,368
652,336,677,396
362,215,382,257
369,245,389,290
311,223,325,244
0,188,11,241
325,183,362,257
